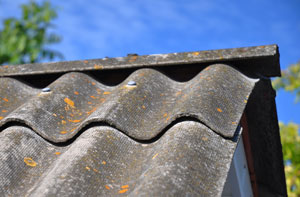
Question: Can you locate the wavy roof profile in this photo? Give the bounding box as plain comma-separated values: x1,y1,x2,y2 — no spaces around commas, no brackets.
0,45,286,196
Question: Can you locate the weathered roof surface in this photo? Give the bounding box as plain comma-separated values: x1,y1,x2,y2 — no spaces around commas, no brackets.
0,122,238,196
0,63,253,196
0,45,286,196
0,65,255,142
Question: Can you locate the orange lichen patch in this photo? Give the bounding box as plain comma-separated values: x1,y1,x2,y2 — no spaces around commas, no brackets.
64,98,75,108
121,185,129,189
61,120,66,124
90,95,96,99
160,93,164,96
129,55,138,62
244,99,248,103
100,98,106,103
24,157,37,167
105,185,111,190
60,115,65,119
163,113,168,117
103,92,111,95
88,101,92,104
60,131,67,134
68,119,81,123
74,91,79,95
93,168,99,173
0,116,3,120
192,52,200,56
175,91,182,96
70,128,76,133
86,166,91,170
53,113,57,117
217,108,223,112
102,161,106,165
94,64,104,69
232,122,237,125
3,65,9,68
55,152,61,155
202,137,208,141
86,107,97,115
152,153,159,160
84,60,88,63
142,105,146,109
204,67,210,71
119,189,128,194
3,98,9,102
2,110,7,113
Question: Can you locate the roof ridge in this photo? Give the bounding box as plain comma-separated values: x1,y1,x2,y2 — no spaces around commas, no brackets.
0,44,280,77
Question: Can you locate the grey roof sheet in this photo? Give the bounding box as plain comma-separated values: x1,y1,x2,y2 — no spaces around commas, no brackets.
1,122,237,196
0,61,258,195
0,64,255,143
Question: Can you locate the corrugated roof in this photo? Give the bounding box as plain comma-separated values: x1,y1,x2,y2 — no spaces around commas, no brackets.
1,122,237,196
0,45,286,196
0,64,255,143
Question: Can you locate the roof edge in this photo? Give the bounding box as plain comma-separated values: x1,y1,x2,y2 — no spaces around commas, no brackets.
0,44,280,77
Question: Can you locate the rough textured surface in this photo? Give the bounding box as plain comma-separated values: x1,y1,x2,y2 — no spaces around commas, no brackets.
0,122,237,196
0,64,255,142
0,45,287,196
0,44,280,77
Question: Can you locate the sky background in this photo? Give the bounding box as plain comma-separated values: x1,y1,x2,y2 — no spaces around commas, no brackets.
1,0,300,124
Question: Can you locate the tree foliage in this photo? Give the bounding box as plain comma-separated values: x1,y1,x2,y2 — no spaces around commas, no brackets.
273,62,300,101
273,62,300,196
0,1,62,65
279,122,300,196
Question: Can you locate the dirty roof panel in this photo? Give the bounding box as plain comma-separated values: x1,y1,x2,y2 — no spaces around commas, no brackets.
0,64,256,142
0,121,238,196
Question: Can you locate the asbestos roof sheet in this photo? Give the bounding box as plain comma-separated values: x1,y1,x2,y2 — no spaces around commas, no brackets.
0,62,257,195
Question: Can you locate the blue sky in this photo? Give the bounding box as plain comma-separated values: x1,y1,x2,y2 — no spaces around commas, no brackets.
1,0,300,123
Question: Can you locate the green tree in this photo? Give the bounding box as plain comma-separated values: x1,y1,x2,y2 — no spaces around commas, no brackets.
273,62,300,197
0,1,62,65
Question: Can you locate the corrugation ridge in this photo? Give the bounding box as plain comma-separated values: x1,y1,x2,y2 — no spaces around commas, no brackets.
0,64,257,142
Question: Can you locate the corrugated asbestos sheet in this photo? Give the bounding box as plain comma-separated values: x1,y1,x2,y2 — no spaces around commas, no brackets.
0,62,257,195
